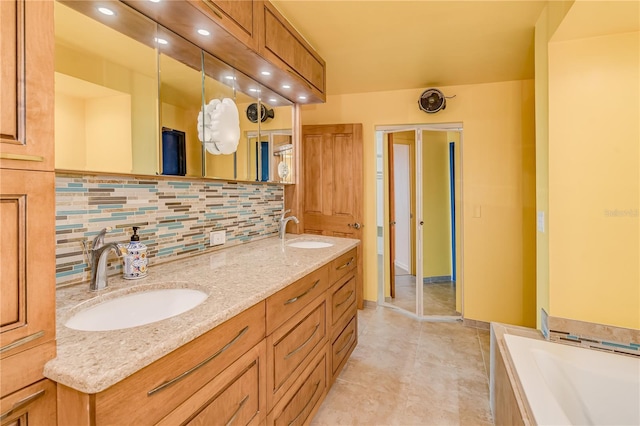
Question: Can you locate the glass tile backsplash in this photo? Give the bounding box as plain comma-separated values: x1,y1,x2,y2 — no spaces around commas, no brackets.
55,174,283,286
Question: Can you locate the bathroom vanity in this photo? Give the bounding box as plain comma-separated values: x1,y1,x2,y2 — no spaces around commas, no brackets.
45,236,359,425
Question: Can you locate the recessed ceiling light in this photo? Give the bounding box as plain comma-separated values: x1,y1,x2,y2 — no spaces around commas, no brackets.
269,98,277,103
282,84,291,89
97,7,115,15
154,37,168,45
149,0,161,2
225,75,235,80
249,88,259,93
298,95,307,101
197,29,210,36
261,71,271,76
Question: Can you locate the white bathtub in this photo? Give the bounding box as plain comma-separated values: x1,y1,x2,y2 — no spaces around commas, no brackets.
504,334,640,426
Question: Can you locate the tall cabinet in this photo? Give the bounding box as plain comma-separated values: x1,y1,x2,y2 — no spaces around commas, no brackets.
0,0,57,423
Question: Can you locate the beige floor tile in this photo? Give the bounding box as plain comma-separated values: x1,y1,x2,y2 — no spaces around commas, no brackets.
310,306,494,425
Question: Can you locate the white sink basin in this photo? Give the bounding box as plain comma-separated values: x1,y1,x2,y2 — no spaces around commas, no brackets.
287,240,334,249
65,288,208,331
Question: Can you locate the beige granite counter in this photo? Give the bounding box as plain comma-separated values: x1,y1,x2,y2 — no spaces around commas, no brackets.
44,234,359,394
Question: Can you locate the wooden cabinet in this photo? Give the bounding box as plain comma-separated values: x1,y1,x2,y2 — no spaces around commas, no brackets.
327,249,358,383
0,379,56,426
56,248,358,426
259,2,326,101
267,349,328,426
266,294,327,409
122,0,326,103
188,0,260,49
0,0,54,171
157,341,267,426
59,302,266,426
0,0,56,412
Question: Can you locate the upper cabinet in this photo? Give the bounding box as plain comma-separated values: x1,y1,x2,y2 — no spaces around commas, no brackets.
188,0,260,50
259,2,326,101
0,0,55,171
124,0,326,104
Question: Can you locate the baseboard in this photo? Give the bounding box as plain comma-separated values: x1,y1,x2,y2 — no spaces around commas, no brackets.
363,300,377,309
423,275,452,284
394,260,410,273
463,318,490,330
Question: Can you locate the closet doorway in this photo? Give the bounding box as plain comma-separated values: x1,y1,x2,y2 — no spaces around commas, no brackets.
376,124,463,320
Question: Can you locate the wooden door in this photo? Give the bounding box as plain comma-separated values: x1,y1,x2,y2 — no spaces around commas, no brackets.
387,135,396,298
0,0,54,171
301,124,363,309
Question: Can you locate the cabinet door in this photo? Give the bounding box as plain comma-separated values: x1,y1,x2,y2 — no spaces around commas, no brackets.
188,0,260,49
0,170,56,396
259,2,325,99
0,379,56,426
267,349,327,426
0,0,54,171
157,341,267,426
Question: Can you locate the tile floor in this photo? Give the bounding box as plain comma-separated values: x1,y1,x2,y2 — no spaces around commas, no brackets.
311,306,493,426
387,270,459,316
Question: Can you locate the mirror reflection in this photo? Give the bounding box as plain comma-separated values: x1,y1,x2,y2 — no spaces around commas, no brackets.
54,0,295,183
54,1,158,175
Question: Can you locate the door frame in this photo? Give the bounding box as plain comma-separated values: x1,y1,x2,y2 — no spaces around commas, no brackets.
376,123,464,321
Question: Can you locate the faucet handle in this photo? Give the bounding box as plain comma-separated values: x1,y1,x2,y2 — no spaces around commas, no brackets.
281,209,291,219
92,227,112,250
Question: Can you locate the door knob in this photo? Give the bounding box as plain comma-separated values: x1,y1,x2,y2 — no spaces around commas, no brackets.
390,221,396,225
348,223,362,230
419,221,424,226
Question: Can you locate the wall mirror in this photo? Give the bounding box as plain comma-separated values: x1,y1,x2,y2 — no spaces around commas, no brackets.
54,0,294,183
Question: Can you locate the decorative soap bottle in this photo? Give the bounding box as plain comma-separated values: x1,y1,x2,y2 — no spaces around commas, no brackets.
123,226,148,279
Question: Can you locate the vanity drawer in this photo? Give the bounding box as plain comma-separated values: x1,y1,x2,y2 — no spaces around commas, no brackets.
266,295,326,409
156,341,266,426
266,265,329,334
267,348,328,426
94,302,265,425
329,273,356,330
328,248,357,284
331,316,357,381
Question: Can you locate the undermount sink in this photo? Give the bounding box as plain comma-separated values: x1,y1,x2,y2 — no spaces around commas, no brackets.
287,240,334,249
65,288,208,331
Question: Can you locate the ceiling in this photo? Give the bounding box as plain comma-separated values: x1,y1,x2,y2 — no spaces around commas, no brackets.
271,1,550,95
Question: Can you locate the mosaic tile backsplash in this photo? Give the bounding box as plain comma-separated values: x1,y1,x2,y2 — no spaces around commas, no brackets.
55,174,284,286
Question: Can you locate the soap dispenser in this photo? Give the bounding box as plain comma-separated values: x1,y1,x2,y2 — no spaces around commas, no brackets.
123,226,148,279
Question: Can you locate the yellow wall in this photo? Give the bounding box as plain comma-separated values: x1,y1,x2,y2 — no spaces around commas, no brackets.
55,92,86,170
422,131,452,278
301,79,537,326
85,96,132,173
547,30,640,328
534,1,575,328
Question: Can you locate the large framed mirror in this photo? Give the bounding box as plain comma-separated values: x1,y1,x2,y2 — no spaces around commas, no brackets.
54,0,295,184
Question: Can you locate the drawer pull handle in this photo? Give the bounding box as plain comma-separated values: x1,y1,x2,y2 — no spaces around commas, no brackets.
0,390,45,421
225,394,249,426
148,326,249,396
202,0,224,20
336,330,355,356
287,380,321,426
284,280,320,305
285,324,320,360
0,330,44,354
336,257,354,271
335,290,355,309
0,153,44,162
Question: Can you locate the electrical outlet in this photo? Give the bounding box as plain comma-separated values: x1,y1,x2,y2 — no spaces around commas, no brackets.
210,230,226,246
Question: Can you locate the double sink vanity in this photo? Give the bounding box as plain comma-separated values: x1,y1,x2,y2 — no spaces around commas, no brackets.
45,235,360,425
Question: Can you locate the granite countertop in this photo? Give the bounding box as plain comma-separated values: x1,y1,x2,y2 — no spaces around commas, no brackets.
44,234,359,394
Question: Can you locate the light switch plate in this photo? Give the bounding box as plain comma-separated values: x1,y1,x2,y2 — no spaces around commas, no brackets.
210,230,225,246
537,211,545,233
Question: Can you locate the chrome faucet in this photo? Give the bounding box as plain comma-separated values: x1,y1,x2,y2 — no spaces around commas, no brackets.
88,227,123,291
279,209,299,240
